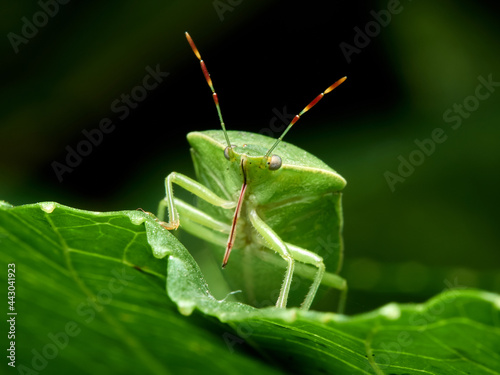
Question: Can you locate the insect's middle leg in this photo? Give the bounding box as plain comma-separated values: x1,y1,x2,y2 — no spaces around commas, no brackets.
158,172,236,230
172,198,230,247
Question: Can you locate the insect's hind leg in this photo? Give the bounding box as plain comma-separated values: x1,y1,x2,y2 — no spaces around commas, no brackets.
158,172,236,230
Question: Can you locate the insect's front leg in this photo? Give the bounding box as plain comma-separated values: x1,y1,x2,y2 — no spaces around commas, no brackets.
157,172,236,230
248,209,295,309
249,209,347,311
284,243,347,312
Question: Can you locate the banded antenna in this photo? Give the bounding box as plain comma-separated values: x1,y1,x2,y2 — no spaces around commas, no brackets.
264,76,347,158
185,32,232,148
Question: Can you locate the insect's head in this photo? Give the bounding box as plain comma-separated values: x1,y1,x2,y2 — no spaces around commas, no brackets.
185,31,346,173
223,143,283,171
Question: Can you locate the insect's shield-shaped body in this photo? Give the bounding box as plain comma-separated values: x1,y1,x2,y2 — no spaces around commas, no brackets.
156,32,348,311
188,130,346,309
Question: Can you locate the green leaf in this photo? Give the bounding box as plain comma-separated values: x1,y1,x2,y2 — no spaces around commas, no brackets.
0,201,280,375
1,201,500,374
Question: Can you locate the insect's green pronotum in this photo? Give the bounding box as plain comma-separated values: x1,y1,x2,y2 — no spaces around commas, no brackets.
157,32,347,310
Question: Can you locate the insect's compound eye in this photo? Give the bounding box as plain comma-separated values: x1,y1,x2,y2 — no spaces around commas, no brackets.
224,146,233,160
268,155,282,171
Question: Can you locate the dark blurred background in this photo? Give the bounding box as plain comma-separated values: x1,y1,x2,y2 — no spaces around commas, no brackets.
2,0,499,313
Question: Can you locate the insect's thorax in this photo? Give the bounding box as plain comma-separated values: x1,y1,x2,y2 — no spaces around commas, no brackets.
188,130,346,208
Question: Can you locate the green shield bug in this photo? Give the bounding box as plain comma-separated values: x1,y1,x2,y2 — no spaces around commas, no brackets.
157,32,347,311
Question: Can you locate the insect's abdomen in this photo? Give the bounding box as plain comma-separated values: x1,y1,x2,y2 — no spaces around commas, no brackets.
258,191,344,273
